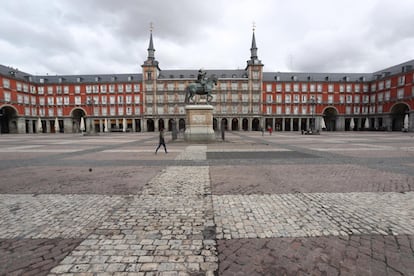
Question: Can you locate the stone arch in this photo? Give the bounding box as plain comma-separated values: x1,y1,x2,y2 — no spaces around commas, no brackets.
0,105,19,134
390,102,410,131
242,118,248,131
147,119,155,132
322,107,338,131
252,118,260,131
231,118,239,131
70,108,86,133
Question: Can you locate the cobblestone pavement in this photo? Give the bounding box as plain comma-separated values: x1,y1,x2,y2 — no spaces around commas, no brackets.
1,132,414,275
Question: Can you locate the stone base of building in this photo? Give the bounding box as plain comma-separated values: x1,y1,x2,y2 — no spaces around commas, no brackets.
184,104,215,142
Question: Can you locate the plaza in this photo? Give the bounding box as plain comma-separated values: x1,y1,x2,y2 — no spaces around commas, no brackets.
0,131,414,275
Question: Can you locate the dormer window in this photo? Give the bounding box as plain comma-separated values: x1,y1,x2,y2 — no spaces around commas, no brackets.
95,76,100,82
111,76,117,81
128,76,133,81
76,77,82,83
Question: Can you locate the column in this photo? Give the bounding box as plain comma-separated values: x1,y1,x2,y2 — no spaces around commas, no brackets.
298,118,302,131
282,118,285,131
290,117,293,131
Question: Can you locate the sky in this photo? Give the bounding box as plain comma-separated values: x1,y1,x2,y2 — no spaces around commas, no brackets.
1,0,414,76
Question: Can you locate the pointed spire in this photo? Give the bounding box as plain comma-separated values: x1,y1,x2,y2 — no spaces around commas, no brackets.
147,22,155,60
250,25,258,60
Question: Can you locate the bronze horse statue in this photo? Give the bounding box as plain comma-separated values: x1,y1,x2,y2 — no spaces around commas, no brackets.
185,75,217,104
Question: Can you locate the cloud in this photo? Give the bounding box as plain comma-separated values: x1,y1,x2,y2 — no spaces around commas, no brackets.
0,0,414,75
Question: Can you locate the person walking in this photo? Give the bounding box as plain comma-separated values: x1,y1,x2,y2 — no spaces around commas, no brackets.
155,128,168,154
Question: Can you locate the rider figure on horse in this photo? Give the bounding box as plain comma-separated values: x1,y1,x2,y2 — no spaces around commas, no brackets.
197,69,207,92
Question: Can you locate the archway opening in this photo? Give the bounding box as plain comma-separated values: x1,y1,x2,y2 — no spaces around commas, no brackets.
242,118,248,131
231,118,239,131
252,118,260,131
0,106,18,134
391,103,409,131
71,108,86,133
147,119,155,132
323,107,338,131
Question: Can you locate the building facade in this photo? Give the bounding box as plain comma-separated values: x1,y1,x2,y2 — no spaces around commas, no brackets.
0,31,413,134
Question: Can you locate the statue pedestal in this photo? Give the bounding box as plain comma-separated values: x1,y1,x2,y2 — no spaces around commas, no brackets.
184,104,215,142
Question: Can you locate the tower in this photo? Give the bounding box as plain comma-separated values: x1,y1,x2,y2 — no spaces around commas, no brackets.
141,24,161,131
246,25,264,125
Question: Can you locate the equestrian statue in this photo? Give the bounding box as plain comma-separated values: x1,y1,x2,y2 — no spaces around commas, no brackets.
185,69,217,104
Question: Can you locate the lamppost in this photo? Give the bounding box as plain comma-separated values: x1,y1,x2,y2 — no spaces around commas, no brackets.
310,96,316,131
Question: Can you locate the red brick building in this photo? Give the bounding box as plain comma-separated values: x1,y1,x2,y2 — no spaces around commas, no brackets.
0,31,413,134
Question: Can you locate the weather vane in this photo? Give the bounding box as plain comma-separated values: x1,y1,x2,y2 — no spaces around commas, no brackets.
150,22,154,33
252,21,256,32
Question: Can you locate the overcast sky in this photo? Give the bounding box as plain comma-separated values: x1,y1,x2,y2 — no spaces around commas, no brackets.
1,0,414,75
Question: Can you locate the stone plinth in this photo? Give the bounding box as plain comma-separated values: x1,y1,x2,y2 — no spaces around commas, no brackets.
184,104,215,142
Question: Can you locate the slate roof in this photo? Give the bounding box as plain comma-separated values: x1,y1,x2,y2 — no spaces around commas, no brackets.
158,69,248,80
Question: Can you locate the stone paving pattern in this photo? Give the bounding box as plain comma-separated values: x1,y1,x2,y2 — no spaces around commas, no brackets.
0,132,414,275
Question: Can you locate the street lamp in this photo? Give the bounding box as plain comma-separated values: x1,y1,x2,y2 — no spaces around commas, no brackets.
310,96,316,131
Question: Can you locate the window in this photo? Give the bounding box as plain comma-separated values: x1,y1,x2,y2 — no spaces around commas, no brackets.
363,85,369,93
157,83,164,91
47,97,54,105
110,107,116,115
110,96,116,104
301,84,307,92
64,86,69,94
232,82,238,90
178,83,185,91
126,95,132,104
328,84,334,93
371,83,376,92
317,84,323,92
346,95,352,103
39,97,45,105
377,93,383,102
134,95,140,104
266,94,273,103
126,84,132,93
23,84,29,93
146,95,153,103
302,106,307,114
75,86,81,94
135,106,140,115
56,86,62,94
354,95,360,103
109,84,115,93
285,95,291,103
17,95,23,103
293,106,299,115
75,96,81,105
266,84,272,92
86,85,92,94
293,95,299,103
102,107,107,116
16,82,22,91
47,86,53,94
310,84,315,92
285,83,291,92
56,97,62,105
118,107,124,115
346,84,352,93
64,96,70,105
93,85,99,93
354,84,360,93
48,108,54,117
101,96,107,104
328,95,333,104
398,75,405,86
252,83,260,90
285,106,291,114
397,88,404,99
276,106,282,114
4,92,11,102
252,71,259,79
134,84,140,92
118,84,124,93
118,95,124,104
378,81,384,90
276,95,282,103
293,83,299,92
242,83,248,90
157,95,163,104
2,79,10,88
101,85,107,93
38,86,44,95
385,79,391,89
31,96,36,105
266,106,272,114
276,84,282,92
339,85,344,93
302,95,307,103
